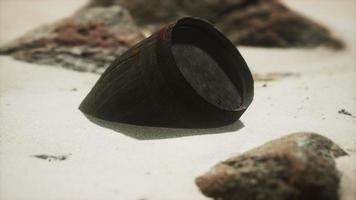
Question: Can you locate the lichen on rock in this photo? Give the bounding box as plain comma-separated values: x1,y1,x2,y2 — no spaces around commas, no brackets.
195,132,348,200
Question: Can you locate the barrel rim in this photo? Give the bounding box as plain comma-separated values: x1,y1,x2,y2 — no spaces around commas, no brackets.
157,17,254,112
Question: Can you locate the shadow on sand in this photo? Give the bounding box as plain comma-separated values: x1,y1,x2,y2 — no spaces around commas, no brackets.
85,115,245,140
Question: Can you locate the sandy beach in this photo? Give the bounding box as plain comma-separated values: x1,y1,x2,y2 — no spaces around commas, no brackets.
0,0,355,199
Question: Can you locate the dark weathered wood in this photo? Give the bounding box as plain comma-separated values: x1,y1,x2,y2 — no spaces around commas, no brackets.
79,17,254,128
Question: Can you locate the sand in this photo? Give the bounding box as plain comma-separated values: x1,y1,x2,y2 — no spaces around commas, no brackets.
0,0,355,200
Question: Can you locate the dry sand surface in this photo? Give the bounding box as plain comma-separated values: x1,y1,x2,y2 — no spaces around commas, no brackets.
0,0,355,200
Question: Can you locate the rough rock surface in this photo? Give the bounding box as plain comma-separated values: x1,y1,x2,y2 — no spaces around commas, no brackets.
90,0,343,49
195,132,348,200
0,6,144,73
215,0,344,48
89,0,180,25
0,1,344,73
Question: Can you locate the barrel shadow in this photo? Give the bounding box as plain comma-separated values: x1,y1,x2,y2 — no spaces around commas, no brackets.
85,115,244,140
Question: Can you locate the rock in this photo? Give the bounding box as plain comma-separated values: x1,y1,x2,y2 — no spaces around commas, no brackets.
0,1,344,72
216,0,344,49
89,0,180,25
89,0,343,49
195,132,348,200
0,6,144,73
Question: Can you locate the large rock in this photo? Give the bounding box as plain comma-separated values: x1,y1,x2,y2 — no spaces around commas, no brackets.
89,0,344,49
215,0,344,48
196,132,348,200
0,1,344,73
0,6,144,73
89,0,180,24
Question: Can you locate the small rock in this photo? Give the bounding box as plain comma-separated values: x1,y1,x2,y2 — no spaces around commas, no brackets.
196,132,347,200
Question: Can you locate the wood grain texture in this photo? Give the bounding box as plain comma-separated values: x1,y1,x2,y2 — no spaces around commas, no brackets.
79,18,254,128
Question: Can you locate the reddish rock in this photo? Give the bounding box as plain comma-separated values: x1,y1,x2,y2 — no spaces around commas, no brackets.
196,132,348,200
0,6,144,73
